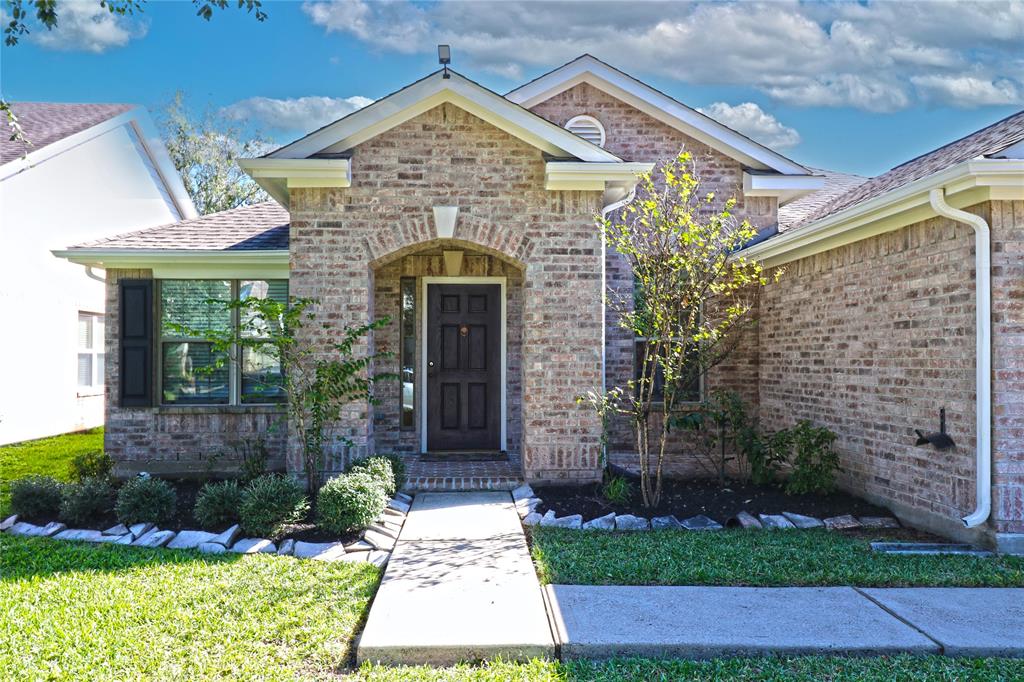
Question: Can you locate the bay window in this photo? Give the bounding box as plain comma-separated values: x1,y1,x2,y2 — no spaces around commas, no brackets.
158,279,287,406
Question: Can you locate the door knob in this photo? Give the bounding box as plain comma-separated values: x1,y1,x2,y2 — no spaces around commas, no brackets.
428,361,435,367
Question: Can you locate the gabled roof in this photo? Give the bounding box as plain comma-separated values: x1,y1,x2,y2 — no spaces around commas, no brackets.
267,69,622,163
777,168,867,230
798,109,1024,226
506,55,809,175
0,102,132,165
64,201,289,251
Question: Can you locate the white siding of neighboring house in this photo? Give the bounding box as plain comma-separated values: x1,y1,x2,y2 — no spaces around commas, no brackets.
0,123,184,445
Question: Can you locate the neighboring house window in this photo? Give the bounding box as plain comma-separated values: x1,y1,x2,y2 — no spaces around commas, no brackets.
158,279,287,405
77,312,105,388
399,278,416,430
634,339,702,404
565,114,606,147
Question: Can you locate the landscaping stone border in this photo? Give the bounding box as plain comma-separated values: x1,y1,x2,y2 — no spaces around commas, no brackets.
513,484,901,535
0,490,414,567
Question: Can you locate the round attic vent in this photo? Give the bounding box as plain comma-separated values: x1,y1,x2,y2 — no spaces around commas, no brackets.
565,115,606,148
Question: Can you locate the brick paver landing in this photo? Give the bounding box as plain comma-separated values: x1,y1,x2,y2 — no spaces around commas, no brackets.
356,492,555,665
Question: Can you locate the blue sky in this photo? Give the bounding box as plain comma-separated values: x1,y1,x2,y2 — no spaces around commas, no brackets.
3,1,1022,176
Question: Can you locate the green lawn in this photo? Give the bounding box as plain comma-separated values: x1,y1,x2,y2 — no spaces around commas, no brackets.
0,535,380,680
530,527,1024,587
350,656,1024,681
0,427,104,516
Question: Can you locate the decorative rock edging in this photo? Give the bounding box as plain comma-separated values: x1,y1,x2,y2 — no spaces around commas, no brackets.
509,487,902,536
0,493,411,568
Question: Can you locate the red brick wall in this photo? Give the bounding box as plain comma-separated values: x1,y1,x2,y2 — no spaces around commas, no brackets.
532,82,773,476
289,102,606,483
103,269,287,477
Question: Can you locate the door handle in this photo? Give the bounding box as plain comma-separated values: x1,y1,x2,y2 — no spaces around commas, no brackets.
428,361,435,367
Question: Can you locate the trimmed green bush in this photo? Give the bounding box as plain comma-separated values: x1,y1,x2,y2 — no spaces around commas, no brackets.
71,451,113,482
194,480,243,529
9,475,64,520
115,476,177,526
317,470,389,535
349,455,397,496
239,475,309,539
60,476,116,525
378,453,407,493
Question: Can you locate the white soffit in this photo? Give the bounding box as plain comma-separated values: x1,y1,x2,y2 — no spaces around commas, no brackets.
506,55,810,176
267,70,621,163
743,172,826,205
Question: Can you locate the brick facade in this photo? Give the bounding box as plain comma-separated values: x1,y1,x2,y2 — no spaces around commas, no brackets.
103,269,287,477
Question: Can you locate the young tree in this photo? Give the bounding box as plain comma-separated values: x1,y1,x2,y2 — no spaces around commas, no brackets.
598,151,778,507
173,296,395,494
158,91,270,215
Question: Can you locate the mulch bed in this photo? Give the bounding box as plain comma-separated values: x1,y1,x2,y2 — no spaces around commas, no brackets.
534,475,893,526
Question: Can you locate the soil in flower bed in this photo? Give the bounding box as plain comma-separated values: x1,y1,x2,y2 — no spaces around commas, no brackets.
534,475,894,526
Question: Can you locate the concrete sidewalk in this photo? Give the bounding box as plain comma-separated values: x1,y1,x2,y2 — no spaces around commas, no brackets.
357,492,555,665
546,585,1024,659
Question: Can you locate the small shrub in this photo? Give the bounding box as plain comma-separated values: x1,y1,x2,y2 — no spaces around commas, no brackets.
60,477,115,525
239,474,309,539
115,476,177,526
317,470,389,535
193,480,243,529
71,451,113,481
784,421,840,495
601,475,633,505
349,455,397,496
9,475,64,520
378,453,406,493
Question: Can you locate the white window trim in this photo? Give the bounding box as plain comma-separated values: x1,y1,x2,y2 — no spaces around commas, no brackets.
419,276,507,453
565,114,606,148
77,311,105,396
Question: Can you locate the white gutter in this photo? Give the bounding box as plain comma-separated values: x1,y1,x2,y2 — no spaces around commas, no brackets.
929,188,992,528
84,266,106,283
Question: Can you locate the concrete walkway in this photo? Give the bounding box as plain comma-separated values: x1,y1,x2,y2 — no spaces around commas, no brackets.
546,585,1024,659
357,492,555,665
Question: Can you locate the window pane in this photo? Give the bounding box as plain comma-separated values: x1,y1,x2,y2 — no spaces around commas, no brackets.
96,353,105,386
241,346,285,403
399,277,415,429
161,342,229,404
78,314,93,350
77,353,93,386
160,280,231,336
635,340,701,403
94,315,105,349
239,280,288,338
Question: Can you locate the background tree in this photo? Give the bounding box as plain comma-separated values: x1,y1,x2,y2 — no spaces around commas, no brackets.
172,296,395,494
158,91,270,215
598,151,779,507
2,0,267,145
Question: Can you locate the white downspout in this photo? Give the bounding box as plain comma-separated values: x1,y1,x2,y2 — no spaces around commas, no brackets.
928,188,992,528
84,266,106,283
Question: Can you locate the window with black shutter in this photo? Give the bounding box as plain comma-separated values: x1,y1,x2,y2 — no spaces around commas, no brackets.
119,279,153,407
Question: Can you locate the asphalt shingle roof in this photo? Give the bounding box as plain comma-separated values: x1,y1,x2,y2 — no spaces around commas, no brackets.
1,102,134,165
797,109,1024,227
70,201,289,251
778,168,868,230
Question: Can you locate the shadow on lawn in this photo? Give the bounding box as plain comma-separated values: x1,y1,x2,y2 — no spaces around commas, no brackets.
0,534,245,581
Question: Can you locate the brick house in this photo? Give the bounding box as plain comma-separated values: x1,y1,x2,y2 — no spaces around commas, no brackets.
55,56,1024,552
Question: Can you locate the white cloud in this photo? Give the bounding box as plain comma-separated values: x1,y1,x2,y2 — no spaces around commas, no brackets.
222,95,374,132
33,1,146,53
301,0,1024,112
697,102,801,150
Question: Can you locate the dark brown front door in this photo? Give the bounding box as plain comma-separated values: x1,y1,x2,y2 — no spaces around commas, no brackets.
426,283,501,451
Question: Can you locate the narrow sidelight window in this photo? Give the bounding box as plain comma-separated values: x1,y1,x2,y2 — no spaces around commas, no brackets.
77,312,105,388
400,278,416,429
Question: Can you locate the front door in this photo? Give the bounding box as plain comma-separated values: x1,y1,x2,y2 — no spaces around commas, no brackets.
426,283,501,451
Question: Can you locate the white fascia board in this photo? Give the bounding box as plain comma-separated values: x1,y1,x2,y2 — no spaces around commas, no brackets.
1,109,198,220
268,71,620,163
52,248,290,280
507,56,809,175
743,172,826,205
238,158,351,207
545,161,654,190
741,159,1024,266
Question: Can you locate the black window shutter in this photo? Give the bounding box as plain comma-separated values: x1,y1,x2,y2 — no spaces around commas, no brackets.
119,279,153,407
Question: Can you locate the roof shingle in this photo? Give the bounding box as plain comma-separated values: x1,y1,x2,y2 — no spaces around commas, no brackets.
70,201,289,251
1,102,134,165
778,168,867,230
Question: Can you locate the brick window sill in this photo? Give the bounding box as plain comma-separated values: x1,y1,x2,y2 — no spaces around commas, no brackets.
155,404,286,416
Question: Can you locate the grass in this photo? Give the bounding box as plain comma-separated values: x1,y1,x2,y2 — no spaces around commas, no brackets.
0,535,380,680
0,427,104,516
349,656,1024,681
530,527,1024,587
